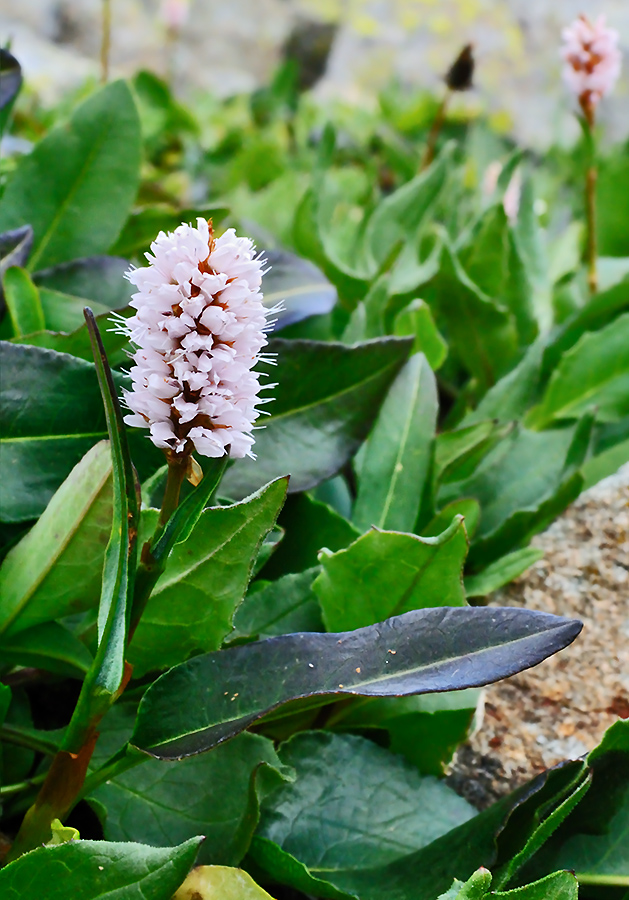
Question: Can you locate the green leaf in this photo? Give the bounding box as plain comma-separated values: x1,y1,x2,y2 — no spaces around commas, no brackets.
0,441,112,636
394,299,448,370
173,866,275,900
12,306,132,367
0,621,93,678
221,337,412,499
131,605,581,759
260,493,359,581
3,267,44,336
422,499,481,540
0,81,141,270
0,836,201,900
328,690,479,776
262,248,336,331
314,516,467,632
465,548,544,598
128,478,288,676
425,241,519,390
232,568,323,641
521,720,629,889
70,309,138,723
435,421,501,484
33,256,134,310
36,286,110,333
531,312,629,426
440,420,592,567
436,867,491,899
0,342,162,522
494,872,578,899
462,339,546,427
0,48,22,136
365,146,452,270
353,353,438,533
258,732,474,872
250,762,587,900
92,731,288,866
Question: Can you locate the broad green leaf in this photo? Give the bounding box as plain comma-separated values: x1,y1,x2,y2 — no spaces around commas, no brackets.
232,568,323,641
0,342,162,522
0,48,22,136
465,548,544,598
0,81,141,270
0,836,201,900
258,732,474,872
128,478,288,676
531,312,629,426
3,267,44,336
461,204,509,299
260,492,359,581
221,337,412,500
434,421,500,484
262,248,336,331
440,420,592,567
131,606,581,759
250,762,587,900
314,517,467,632
37,286,110,333
110,205,227,259
522,720,629,889
365,146,452,270
394,299,448,370
33,256,134,310
173,866,274,900
353,353,438,533
92,732,288,866
0,441,112,636
494,872,578,899
0,621,93,678
424,241,519,390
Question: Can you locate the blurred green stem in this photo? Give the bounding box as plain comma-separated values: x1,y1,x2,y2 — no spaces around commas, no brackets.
581,104,598,295
421,88,451,171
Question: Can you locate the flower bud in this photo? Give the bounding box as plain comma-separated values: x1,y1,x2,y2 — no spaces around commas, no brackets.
561,15,622,121
445,44,474,92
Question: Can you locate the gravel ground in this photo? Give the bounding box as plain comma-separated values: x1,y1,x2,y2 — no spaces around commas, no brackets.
447,464,629,809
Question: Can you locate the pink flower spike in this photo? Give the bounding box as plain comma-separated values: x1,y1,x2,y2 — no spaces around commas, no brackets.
561,14,622,120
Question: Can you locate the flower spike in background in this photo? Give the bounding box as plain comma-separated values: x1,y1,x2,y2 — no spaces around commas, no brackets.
561,15,621,296
120,219,274,464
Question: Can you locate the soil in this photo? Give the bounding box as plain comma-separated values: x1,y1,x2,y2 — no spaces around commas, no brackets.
446,464,629,809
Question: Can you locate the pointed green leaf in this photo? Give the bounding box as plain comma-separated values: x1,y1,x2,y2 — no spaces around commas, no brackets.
353,353,438,533
0,441,112,636
33,255,134,310
3,267,44,336
0,81,141,270
129,478,288,676
394,299,448,370
131,606,581,759
315,517,467,632
232,568,323,641
531,312,629,426
465,548,544,598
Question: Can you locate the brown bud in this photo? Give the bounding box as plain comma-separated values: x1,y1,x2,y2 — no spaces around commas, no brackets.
445,44,474,92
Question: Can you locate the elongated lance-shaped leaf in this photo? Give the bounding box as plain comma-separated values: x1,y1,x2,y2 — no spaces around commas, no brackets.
131,606,581,759
64,308,139,747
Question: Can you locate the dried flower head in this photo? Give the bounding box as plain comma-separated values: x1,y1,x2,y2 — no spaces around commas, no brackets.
561,15,622,120
118,219,274,460
445,44,475,92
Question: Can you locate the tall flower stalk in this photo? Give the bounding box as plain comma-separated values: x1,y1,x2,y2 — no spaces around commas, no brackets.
561,15,621,294
100,0,112,83
421,44,474,171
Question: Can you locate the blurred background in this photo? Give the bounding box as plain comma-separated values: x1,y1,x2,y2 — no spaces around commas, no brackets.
1,0,628,148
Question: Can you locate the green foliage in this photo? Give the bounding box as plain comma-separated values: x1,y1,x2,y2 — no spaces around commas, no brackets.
1,43,627,897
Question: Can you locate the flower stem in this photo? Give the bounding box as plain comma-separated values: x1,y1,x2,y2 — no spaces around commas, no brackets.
158,454,188,529
100,0,112,84
421,88,451,172
585,163,598,295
